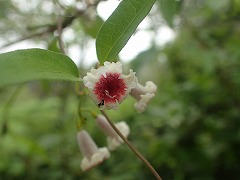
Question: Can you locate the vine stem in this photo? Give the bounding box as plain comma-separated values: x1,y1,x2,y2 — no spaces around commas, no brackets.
100,110,162,180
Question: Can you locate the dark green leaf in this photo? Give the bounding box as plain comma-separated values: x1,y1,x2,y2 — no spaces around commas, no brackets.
96,0,156,64
0,48,80,87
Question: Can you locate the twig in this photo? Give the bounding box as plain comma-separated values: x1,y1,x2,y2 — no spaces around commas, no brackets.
0,29,53,49
100,110,162,180
0,10,83,50
0,0,104,50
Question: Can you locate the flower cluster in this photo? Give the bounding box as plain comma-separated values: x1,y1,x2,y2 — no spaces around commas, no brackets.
83,61,157,112
77,115,130,171
77,61,157,171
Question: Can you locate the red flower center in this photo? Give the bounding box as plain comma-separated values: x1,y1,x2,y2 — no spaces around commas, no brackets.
94,73,127,104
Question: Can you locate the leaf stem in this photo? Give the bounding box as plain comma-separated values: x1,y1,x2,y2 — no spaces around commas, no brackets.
100,110,162,180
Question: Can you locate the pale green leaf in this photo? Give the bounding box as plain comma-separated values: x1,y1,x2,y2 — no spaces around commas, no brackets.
158,0,178,27
0,48,80,87
96,0,156,64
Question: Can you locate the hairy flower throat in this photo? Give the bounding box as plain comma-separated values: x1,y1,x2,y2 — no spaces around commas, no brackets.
83,61,137,110
94,73,127,103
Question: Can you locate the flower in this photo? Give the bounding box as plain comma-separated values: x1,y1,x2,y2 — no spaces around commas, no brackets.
83,61,137,110
77,130,110,171
96,114,130,150
130,81,157,113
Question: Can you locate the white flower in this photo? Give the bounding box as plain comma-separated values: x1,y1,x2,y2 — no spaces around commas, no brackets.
96,115,130,151
130,81,157,113
77,130,110,171
83,61,137,110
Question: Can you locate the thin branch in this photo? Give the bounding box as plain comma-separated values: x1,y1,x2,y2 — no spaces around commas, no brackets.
0,29,52,49
0,10,82,50
100,110,162,180
0,0,103,50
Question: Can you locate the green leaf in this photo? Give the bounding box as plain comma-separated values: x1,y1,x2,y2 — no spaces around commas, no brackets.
47,37,62,53
158,0,178,27
96,0,156,64
81,16,104,38
0,48,81,87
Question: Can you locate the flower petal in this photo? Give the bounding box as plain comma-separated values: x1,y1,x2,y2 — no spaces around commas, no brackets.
80,147,110,171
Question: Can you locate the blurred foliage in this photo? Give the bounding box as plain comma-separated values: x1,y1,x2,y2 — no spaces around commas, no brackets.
0,0,240,179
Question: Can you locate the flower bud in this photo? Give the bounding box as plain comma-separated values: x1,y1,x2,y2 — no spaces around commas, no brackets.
77,130,110,171
96,115,130,150
130,81,157,112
